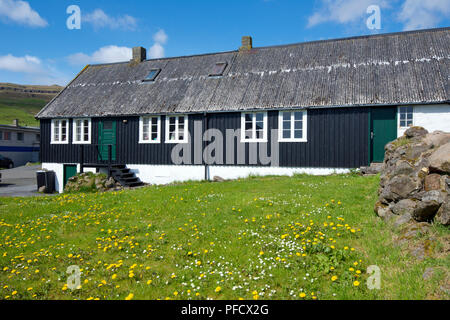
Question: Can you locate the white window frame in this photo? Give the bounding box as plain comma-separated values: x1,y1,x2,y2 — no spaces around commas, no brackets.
278,110,308,142
165,115,189,144
51,119,69,144
241,112,268,143
139,116,161,144
72,118,92,144
398,106,414,128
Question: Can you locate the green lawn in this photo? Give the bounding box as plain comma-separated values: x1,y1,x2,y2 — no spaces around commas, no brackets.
0,97,46,127
0,174,448,300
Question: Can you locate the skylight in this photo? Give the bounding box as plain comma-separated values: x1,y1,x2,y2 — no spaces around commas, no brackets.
209,62,227,77
144,69,161,82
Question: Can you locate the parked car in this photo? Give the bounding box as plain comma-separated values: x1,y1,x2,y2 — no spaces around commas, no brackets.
0,155,14,169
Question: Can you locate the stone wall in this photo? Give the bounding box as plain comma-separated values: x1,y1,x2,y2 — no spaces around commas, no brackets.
374,127,450,226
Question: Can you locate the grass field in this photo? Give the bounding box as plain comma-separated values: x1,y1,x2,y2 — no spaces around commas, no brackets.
0,174,448,300
0,97,46,127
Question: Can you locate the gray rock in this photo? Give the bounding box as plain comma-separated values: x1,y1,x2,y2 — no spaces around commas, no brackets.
213,176,225,182
387,175,421,200
435,196,450,226
391,199,417,216
423,131,450,148
404,127,429,138
393,213,413,227
413,192,443,222
38,186,46,193
429,142,450,174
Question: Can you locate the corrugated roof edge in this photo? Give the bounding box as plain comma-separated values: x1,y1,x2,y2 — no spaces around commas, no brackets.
35,64,90,119
36,100,449,120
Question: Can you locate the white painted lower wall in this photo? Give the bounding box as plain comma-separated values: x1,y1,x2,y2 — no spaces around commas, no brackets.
398,104,450,137
42,162,350,193
129,164,350,186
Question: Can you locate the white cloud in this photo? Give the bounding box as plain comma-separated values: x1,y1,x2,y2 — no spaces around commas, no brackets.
0,54,43,73
307,0,389,28
148,43,165,59
68,45,132,65
398,0,450,30
83,9,137,30
153,29,168,44
0,0,47,27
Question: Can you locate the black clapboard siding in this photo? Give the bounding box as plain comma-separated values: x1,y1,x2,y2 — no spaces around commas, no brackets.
40,107,369,168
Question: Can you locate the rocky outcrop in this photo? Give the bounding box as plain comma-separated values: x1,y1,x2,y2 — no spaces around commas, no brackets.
375,127,450,226
65,172,123,193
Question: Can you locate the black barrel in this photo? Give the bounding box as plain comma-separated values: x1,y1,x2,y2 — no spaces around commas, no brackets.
44,171,56,194
36,171,46,191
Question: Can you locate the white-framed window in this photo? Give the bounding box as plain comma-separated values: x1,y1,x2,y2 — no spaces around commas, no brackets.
165,115,188,143
72,118,91,144
241,112,268,142
278,110,308,142
398,106,414,128
139,116,161,143
51,119,69,144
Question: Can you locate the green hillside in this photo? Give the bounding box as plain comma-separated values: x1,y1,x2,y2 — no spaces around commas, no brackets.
0,97,47,127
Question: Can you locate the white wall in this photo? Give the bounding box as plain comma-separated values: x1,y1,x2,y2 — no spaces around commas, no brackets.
128,164,349,186
127,165,205,185
398,104,450,137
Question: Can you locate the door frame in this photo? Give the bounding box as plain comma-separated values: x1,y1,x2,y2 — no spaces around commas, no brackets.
63,164,77,188
98,120,117,161
369,107,398,164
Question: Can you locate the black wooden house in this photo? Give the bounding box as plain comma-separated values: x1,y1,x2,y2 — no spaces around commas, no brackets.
36,28,450,192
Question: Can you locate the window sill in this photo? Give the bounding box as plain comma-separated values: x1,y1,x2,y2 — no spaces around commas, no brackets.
139,140,161,144
165,140,189,144
73,141,91,145
50,141,69,145
279,139,308,143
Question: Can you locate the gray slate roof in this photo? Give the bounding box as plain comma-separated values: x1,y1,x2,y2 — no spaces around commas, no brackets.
37,28,450,119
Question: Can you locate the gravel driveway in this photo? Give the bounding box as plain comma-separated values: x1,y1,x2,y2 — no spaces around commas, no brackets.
0,165,47,198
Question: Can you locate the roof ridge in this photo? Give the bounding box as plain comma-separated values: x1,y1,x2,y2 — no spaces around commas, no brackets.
87,27,450,68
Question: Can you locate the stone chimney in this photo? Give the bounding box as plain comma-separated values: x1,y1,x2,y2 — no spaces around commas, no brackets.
239,36,253,52
132,47,147,63
13,119,19,127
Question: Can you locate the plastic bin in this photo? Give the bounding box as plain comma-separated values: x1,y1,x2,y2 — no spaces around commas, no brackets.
36,170,55,193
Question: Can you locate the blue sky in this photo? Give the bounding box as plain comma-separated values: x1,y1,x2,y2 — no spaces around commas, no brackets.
0,0,449,86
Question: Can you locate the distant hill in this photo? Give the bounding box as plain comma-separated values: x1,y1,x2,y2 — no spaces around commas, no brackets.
0,83,63,127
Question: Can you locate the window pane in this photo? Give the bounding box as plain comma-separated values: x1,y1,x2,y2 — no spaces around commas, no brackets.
245,130,253,139
294,130,303,139
245,121,253,131
282,112,291,121
255,121,264,130
151,132,158,141
151,118,158,126
406,106,413,113
294,121,303,130
294,112,303,121
400,113,406,120
256,130,264,139
283,120,291,130
255,113,263,122
283,129,290,139
400,120,406,127
169,117,176,125
245,114,252,122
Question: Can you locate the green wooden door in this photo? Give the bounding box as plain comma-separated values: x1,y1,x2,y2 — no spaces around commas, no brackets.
371,107,397,163
98,120,117,161
64,165,77,188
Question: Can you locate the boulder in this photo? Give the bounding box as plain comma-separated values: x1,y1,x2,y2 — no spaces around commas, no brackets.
435,196,450,226
423,131,450,148
429,142,450,174
404,126,428,138
38,186,46,193
412,191,444,222
424,173,442,191
391,199,417,216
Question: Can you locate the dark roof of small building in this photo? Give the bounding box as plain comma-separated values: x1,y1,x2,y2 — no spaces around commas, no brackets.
37,27,450,119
